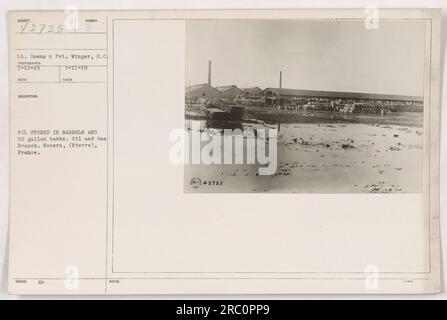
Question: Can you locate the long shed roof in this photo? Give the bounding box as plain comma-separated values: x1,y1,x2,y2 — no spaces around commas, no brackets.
215,85,241,93
262,87,423,102
185,83,220,94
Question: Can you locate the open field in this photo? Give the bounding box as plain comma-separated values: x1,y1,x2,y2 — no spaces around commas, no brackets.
184,112,423,193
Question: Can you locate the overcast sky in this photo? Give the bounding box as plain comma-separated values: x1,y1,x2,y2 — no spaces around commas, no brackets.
186,20,426,96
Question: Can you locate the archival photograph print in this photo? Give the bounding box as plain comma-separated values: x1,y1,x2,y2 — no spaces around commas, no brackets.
184,19,425,193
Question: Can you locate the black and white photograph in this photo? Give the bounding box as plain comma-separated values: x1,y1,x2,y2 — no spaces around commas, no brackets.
184,19,425,193
3,7,442,298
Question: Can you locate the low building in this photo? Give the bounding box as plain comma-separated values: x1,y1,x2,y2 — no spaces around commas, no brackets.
259,88,423,112
239,87,263,98
235,87,264,106
185,83,221,101
216,85,242,100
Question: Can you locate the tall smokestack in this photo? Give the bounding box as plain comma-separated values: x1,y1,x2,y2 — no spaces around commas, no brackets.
208,61,211,86
279,71,282,89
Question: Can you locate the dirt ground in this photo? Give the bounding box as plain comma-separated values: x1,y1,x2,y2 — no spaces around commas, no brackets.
184,114,423,193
